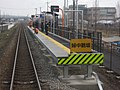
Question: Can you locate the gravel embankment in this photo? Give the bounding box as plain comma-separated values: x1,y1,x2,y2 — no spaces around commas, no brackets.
0,24,19,89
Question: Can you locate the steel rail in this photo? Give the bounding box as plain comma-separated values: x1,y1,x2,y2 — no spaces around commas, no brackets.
10,28,21,90
24,27,42,90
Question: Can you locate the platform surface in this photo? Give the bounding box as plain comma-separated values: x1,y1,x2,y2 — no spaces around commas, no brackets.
28,27,69,58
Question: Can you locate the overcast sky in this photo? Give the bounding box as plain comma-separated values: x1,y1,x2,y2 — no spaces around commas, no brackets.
0,0,119,16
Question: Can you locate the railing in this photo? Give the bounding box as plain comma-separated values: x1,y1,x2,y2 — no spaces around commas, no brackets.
49,26,102,52
92,72,103,90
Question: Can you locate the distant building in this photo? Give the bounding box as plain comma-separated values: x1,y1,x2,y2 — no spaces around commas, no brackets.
68,5,87,19
66,5,116,27
67,5,87,27
87,7,116,23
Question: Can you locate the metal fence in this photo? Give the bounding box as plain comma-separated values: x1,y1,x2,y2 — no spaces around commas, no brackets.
49,26,102,52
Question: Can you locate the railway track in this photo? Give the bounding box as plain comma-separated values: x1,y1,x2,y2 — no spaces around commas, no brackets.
9,23,41,90
1,22,119,90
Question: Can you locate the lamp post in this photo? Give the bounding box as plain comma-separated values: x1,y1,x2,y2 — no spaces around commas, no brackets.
76,0,78,39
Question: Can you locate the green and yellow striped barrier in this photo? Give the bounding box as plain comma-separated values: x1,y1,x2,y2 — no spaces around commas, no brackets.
58,53,104,65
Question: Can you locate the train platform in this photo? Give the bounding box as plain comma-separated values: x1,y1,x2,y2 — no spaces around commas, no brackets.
8,23,15,29
27,26,70,58
27,26,103,90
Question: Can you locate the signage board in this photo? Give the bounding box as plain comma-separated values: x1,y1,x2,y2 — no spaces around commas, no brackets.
70,39,92,52
51,6,59,12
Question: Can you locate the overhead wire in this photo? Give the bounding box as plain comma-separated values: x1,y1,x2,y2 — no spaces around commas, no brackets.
0,7,34,10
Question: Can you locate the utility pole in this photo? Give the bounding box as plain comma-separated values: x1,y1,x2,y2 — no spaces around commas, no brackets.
118,2,120,37
67,0,68,7
0,10,1,33
64,0,66,28
35,8,37,15
73,0,75,38
46,1,49,12
94,0,98,32
40,7,41,14
118,22,120,37
76,0,78,38
0,10,1,24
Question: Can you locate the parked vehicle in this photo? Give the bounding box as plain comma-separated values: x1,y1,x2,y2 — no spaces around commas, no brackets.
116,47,120,53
